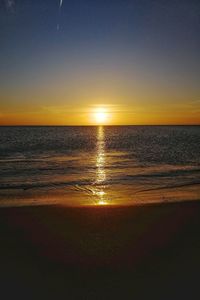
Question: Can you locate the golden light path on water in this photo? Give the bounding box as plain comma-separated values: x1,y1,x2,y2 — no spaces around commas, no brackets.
93,126,107,205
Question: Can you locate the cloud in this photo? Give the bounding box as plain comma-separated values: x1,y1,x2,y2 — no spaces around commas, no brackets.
4,0,15,12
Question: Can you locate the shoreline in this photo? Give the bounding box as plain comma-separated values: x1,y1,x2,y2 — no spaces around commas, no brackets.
0,196,199,208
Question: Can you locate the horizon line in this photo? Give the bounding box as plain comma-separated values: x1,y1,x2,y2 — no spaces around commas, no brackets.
0,124,199,127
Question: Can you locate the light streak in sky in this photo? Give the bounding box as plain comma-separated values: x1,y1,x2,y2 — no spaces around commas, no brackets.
57,0,64,30
4,0,15,12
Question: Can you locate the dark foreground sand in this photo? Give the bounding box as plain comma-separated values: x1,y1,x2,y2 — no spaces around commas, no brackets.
0,201,200,299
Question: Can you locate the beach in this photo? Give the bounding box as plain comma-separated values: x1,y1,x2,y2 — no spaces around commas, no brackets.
1,0,200,297
0,201,200,299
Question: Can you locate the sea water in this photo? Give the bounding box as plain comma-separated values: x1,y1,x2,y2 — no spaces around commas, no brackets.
0,126,199,206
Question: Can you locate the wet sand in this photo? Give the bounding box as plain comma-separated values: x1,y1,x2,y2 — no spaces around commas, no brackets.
0,201,200,299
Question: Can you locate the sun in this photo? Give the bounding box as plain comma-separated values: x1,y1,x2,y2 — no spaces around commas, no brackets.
95,111,107,124
93,108,109,125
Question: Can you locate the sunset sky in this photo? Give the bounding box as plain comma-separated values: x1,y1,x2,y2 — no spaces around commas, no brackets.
0,0,200,125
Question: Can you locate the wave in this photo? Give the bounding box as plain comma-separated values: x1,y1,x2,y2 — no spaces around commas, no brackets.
0,179,104,191
1,177,200,192
135,181,200,194
125,167,200,178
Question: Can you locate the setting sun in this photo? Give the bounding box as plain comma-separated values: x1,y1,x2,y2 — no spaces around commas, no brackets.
92,108,109,125
95,111,107,124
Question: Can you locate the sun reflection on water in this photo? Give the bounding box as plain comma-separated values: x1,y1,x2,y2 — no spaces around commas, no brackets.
96,126,106,183
94,126,107,205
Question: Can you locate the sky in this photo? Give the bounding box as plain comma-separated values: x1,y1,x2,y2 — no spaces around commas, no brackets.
0,0,200,125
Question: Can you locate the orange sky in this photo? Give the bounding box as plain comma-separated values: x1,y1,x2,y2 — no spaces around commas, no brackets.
1,102,199,125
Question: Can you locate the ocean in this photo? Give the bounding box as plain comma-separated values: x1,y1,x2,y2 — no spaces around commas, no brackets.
0,126,199,206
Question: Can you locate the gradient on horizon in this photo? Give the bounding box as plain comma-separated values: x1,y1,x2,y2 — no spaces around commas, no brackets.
0,0,200,125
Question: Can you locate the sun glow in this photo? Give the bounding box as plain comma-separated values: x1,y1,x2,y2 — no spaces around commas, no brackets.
92,107,109,125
